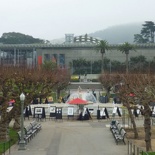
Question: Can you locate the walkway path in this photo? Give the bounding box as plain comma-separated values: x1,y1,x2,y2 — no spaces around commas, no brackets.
8,119,128,155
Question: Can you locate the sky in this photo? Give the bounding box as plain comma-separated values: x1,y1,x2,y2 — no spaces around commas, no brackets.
0,0,155,40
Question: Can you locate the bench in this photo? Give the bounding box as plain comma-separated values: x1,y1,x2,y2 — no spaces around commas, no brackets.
110,120,126,145
110,120,120,131
111,123,122,136
113,128,126,145
17,121,42,145
17,130,31,144
152,118,155,125
30,120,42,133
24,124,36,139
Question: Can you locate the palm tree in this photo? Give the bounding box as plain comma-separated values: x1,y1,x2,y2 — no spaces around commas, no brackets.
96,40,110,73
118,42,136,74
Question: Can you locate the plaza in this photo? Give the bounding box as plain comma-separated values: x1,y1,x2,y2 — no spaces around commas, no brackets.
8,119,128,155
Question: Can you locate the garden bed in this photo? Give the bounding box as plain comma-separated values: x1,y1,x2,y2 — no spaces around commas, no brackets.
125,126,155,152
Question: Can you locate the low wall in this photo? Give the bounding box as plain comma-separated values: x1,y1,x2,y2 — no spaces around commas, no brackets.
29,103,123,118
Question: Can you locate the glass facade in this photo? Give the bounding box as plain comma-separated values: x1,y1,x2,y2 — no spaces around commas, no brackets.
51,54,58,64
43,53,65,67
0,49,35,67
59,54,65,68
44,54,50,62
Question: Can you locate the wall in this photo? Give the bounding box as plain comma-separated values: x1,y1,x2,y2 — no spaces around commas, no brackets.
0,44,155,68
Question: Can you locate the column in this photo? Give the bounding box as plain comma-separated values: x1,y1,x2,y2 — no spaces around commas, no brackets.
14,48,16,66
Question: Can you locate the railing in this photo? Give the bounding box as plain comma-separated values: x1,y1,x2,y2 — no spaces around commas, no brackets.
0,140,11,155
127,139,144,155
127,140,155,155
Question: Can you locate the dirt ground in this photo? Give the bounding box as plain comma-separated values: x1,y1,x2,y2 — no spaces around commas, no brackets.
125,126,155,151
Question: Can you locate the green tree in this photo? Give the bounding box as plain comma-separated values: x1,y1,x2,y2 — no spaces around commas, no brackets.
42,61,57,71
118,42,136,74
134,34,148,43
130,55,148,73
92,60,101,74
149,57,155,73
134,21,155,43
141,21,155,43
71,58,91,75
111,60,125,73
0,32,45,44
96,40,110,73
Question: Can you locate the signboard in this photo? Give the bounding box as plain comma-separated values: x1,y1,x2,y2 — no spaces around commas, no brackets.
68,106,74,116
50,106,56,113
112,107,117,114
56,107,62,119
112,107,117,117
100,108,105,116
50,106,56,118
35,107,43,114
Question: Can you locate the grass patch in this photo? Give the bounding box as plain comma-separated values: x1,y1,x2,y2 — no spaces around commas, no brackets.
0,128,18,154
141,152,155,155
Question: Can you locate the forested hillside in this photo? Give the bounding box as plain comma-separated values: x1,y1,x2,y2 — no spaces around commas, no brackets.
0,32,46,44
89,23,142,44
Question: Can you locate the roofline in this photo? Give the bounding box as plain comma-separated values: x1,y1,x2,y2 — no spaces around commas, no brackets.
0,43,155,49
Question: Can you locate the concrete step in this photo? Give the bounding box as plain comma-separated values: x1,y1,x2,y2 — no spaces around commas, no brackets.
67,82,103,90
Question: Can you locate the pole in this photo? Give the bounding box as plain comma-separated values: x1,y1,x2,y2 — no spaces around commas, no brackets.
18,99,26,150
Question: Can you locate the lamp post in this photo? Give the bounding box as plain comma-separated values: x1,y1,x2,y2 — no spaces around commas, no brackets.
18,93,26,150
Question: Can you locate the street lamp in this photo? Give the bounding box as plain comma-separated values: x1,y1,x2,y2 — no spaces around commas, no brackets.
18,93,26,150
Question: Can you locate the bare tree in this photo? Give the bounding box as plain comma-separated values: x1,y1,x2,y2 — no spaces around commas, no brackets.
118,74,154,151
0,66,70,142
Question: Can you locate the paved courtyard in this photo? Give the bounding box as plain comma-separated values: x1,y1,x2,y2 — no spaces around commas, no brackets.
8,119,128,155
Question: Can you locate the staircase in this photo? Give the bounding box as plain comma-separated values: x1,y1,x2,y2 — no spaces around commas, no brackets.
67,82,103,91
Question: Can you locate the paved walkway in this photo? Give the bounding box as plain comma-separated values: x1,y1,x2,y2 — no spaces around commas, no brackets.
7,119,128,155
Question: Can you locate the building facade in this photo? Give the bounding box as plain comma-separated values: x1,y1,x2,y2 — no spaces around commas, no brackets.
0,42,155,69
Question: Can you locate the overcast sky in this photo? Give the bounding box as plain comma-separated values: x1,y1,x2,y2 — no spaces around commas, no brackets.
0,0,155,40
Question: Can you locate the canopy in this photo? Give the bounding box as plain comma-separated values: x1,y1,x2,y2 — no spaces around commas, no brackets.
66,92,97,103
68,98,88,105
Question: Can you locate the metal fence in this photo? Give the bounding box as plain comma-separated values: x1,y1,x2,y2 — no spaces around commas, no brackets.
0,140,11,155
127,139,144,155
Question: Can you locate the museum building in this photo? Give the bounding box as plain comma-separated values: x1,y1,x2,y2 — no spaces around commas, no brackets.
0,34,155,69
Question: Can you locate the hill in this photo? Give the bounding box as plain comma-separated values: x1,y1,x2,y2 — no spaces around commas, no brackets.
50,22,143,44
89,22,142,44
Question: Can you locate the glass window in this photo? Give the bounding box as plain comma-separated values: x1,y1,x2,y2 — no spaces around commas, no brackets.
59,54,65,67
44,54,50,62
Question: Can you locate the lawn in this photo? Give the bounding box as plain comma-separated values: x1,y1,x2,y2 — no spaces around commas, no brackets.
141,152,155,155
0,128,18,155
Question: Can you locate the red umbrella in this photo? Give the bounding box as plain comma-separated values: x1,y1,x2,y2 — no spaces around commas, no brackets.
68,98,88,105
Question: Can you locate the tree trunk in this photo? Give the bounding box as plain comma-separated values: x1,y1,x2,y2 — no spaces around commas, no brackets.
13,115,20,131
129,107,138,138
0,121,8,142
0,103,10,142
126,53,129,74
57,89,61,100
0,113,12,142
101,53,104,73
13,104,21,131
144,104,152,151
125,103,138,138
105,89,110,102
